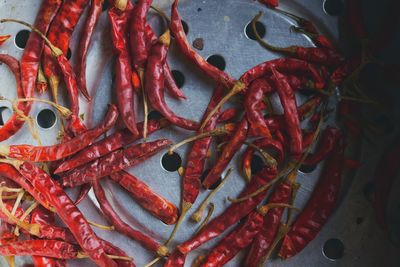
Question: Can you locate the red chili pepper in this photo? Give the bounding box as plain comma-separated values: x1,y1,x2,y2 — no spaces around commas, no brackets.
16,162,119,266
170,0,236,88
202,117,248,189
92,180,168,256
54,119,166,173
76,0,105,100
110,171,178,225
0,104,118,162
164,249,186,267
0,202,24,223
0,35,10,45
109,1,139,136
60,139,171,187
100,240,135,267
216,107,237,123
258,0,279,8
164,64,187,100
32,256,66,267
146,30,199,130
279,131,344,259
330,57,361,86
177,166,277,254
271,67,302,157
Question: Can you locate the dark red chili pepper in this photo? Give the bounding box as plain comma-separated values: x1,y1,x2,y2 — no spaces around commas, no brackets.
145,30,199,130
292,27,337,51
164,64,187,100
54,119,166,173
92,179,168,256
171,0,236,88
217,107,237,123
110,171,178,225
202,117,248,189
244,181,292,267
0,34,10,45
258,0,279,8
109,1,139,136
76,0,105,100
60,139,171,187
279,131,344,259
0,240,79,259
74,183,92,205
177,166,277,254
16,162,119,266
101,240,136,267
164,249,186,267
271,67,302,157
0,104,118,162
0,1,61,142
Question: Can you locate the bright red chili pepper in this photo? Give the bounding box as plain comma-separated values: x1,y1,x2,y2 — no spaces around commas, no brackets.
0,34,10,45
60,139,171,187
164,249,186,267
0,104,118,162
32,256,66,267
258,0,279,8
279,131,344,259
109,1,139,136
110,171,178,225
76,0,105,100
100,239,135,267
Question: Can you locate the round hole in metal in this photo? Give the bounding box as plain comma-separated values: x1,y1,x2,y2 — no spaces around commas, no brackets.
322,238,344,260
245,20,266,40
161,152,182,172
323,0,344,16
15,29,30,49
37,109,57,129
197,7,202,12
0,106,12,126
299,164,317,173
201,169,222,190
67,48,72,60
206,54,226,71
171,70,185,88
148,110,164,120
102,0,110,11
251,154,264,175
181,20,189,35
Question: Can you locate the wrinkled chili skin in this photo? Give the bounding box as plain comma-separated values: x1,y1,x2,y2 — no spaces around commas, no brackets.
171,0,235,88
101,240,136,267
164,250,186,267
60,139,172,187
0,240,78,259
32,256,66,267
279,132,344,259
202,117,249,189
183,85,225,204
0,0,61,142
76,0,105,100
4,104,118,162
110,171,178,224
18,162,117,267
109,1,139,136
288,46,344,67
92,180,163,253
0,202,24,223
178,167,277,254
146,31,199,130
202,211,264,267
164,64,186,99
244,181,291,267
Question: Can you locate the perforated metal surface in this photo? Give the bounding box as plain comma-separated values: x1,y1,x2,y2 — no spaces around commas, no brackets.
0,0,399,266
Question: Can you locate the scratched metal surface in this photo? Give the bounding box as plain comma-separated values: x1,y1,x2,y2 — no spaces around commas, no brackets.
0,0,399,266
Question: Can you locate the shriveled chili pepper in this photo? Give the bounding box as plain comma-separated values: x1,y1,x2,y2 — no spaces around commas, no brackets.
202,117,248,189
109,0,139,136
0,202,24,223
164,249,186,267
54,119,166,173
279,131,344,259
60,139,171,187
145,30,199,130
32,256,66,267
0,240,79,259
177,166,277,254
76,0,105,100
100,239,135,267
15,162,119,266
42,0,89,100
0,104,118,162
92,179,168,256
216,107,237,123
0,34,10,45
164,64,187,100
171,0,235,88
271,67,302,157
110,171,178,225
252,12,343,67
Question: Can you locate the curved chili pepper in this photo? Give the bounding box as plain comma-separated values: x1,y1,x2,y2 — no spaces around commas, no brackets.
92,180,168,256
164,250,186,267
60,139,171,187
0,240,79,259
101,240,136,267
0,104,118,162
244,181,291,267
177,166,277,254
110,171,178,225
17,162,118,266
0,202,24,223
202,117,248,189
146,30,199,130
217,107,237,123
170,0,235,88
109,1,139,136
279,131,344,259
164,64,187,100
76,0,105,100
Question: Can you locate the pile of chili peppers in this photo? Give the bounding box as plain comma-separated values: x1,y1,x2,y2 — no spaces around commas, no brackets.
0,0,396,266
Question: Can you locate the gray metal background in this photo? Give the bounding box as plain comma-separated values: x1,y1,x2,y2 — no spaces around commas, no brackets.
0,0,399,266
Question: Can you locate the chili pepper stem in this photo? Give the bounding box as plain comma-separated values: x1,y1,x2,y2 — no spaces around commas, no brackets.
139,69,149,141
165,201,192,246
258,203,299,216
196,203,214,233
48,75,60,104
191,168,233,222
5,256,15,267
10,189,24,215
200,82,246,130
37,64,48,94
77,251,132,261
244,141,278,168
87,220,115,231
143,256,162,267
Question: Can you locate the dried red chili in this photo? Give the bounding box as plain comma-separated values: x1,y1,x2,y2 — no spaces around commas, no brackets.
32,256,66,267
164,249,186,267
0,34,10,45
258,0,279,8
